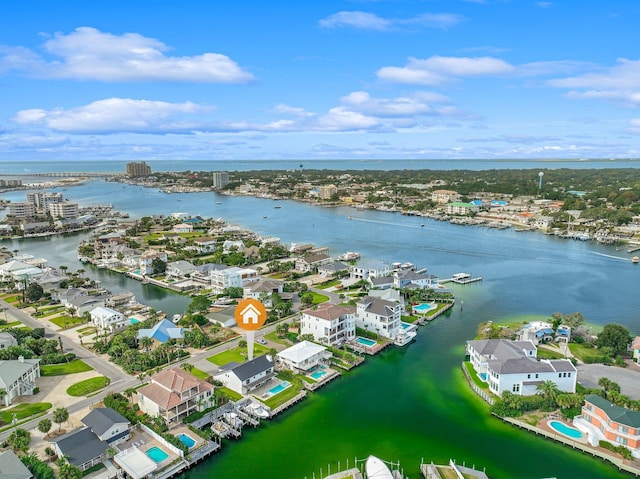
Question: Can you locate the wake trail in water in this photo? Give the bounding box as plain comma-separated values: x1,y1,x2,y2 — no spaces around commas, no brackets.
347,216,425,229
589,251,631,262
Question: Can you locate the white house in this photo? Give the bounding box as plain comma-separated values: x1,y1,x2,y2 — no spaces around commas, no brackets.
138,250,168,275
349,260,391,281
243,279,284,306
300,303,356,346
276,341,332,373
0,357,40,406
222,240,245,254
518,321,571,345
166,260,196,279
193,237,217,254
90,306,127,332
445,202,479,215
137,369,214,424
431,189,459,204
214,355,276,396
355,296,401,340
394,270,439,289
210,266,259,295
295,253,332,273
466,339,577,396
81,407,131,446
173,223,193,233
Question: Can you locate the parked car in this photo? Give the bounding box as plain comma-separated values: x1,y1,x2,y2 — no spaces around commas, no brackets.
257,338,267,345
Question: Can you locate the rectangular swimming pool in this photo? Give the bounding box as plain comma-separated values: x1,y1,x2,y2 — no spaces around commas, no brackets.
414,303,435,313
267,381,291,395
145,446,168,463
310,370,327,380
177,433,196,448
355,336,377,347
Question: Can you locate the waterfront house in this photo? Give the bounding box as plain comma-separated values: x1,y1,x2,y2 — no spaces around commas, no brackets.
32,268,67,292
0,259,43,282
207,305,237,328
300,303,356,346
317,261,349,278
223,239,245,253
632,336,640,361
173,223,193,233
349,259,391,281
51,427,109,471
166,260,196,279
369,276,395,290
58,289,111,316
192,236,217,254
445,202,480,216
137,318,184,345
355,296,401,340
81,407,131,446
214,354,276,396
577,394,640,457
90,306,127,332
138,250,168,275
137,369,214,424
0,356,40,406
394,270,439,289
210,266,259,295
295,253,332,273
0,450,33,479
518,321,571,345
276,341,332,373
466,339,576,396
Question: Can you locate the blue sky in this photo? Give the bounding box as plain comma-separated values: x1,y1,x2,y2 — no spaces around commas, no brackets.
1,0,640,162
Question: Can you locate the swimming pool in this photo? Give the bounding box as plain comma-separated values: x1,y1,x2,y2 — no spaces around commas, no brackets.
129,318,139,325
355,336,377,347
549,420,583,439
414,303,435,313
310,370,327,380
267,381,291,395
177,433,196,448
145,446,169,463
479,372,487,381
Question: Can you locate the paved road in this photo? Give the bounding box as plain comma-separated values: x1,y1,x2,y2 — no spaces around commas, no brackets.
577,363,640,399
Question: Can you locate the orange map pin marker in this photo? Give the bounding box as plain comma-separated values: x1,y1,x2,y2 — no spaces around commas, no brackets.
234,298,267,331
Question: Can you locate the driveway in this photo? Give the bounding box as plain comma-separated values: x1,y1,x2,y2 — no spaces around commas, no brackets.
577,363,640,399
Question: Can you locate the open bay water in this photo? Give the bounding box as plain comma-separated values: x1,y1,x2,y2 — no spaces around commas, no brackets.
2,174,639,478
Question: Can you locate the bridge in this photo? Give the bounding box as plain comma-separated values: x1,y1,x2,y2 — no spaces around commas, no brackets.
2,172,122,178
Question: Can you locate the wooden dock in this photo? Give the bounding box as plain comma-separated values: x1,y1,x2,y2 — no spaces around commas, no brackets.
440,273,482,285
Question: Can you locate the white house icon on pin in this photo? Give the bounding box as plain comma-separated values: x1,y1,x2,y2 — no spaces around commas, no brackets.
240,304,261,324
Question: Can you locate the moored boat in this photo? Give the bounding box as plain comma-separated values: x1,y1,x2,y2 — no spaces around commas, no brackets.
365,455,394,479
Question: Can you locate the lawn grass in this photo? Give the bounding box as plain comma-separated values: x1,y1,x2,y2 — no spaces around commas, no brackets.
537,347,566,360
0,321,21,330
316,280,340,289
260,383,302,409
1,294,21,303
463,361,489,390
41,359,94,376
569,342,610,363
49,315,85,329
189,367,210,380
67,376,110,396
265,331,292,346
0,403,52,423
218,386,243,402
207,345,271,366
310,292,330,305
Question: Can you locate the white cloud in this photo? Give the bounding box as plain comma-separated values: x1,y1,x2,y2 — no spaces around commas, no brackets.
316,107,381,131
339,90,453,117
319,11,461,31
627,119,640,135
548,58,640,106
320,11,391,31
0,27,254,83
378,55,515,85
12,98,213,133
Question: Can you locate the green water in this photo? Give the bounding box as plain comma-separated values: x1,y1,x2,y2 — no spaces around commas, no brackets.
179,310,631,479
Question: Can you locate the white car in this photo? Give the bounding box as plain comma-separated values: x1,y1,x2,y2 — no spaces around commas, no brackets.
257,338,267,345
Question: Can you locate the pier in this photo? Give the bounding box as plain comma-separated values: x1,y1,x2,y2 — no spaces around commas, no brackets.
440,273,483,285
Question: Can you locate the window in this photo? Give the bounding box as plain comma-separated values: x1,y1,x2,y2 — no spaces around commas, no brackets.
616,436,628,446
619,425,628,434
512,384,520,393
535,374,538,378
527,374,531,379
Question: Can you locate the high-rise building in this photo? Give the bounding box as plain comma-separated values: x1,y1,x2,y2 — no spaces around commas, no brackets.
27,192,63,212
212,171,229,189
126,161,152,177
8,202,36,218
49,202,79,219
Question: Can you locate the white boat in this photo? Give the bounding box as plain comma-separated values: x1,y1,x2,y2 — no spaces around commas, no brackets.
338,251,361,261
246,403,270,419
633,256,639,264
365,455,394,479
172,314,181,323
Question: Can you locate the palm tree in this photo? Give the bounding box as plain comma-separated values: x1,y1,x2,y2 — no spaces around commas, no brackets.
53,407,69,432
140,336,153,352
536,380,560,404
180,362,194,374
238,339,247,357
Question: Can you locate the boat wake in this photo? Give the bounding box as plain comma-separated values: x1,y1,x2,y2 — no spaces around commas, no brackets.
589,251,629,262
347,216,424,229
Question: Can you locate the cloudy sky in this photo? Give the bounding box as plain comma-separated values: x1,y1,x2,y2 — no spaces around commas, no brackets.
2,0,640,162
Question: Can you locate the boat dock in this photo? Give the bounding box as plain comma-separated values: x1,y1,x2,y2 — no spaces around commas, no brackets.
440,273,483,285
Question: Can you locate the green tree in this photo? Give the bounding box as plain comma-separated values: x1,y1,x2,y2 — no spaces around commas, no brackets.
38,418,52,439
596,323,631,356
536,380,560,404
56,458,82,479
53,407,69,432
25,282,44,302
151,257,167,275
7,427,31,453
188,295,211,313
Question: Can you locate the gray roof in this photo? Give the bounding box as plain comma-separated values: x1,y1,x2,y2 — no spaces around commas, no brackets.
489,356,553,375
0,450,33,479
357,296,398,316
0,358,40,389
319,261,348,272
227,354,274,381
370,276,394,286
467,339,535,360
82,407,129,436
548,359,577,372
53,427,109,467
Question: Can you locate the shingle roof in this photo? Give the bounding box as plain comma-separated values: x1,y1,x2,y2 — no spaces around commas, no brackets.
225,355,274,381
357,296,398,316
82,408,129,436
302,303,355,321
0,450,33,479
53,427,108,467
586,394,640,428
138,369,212,410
